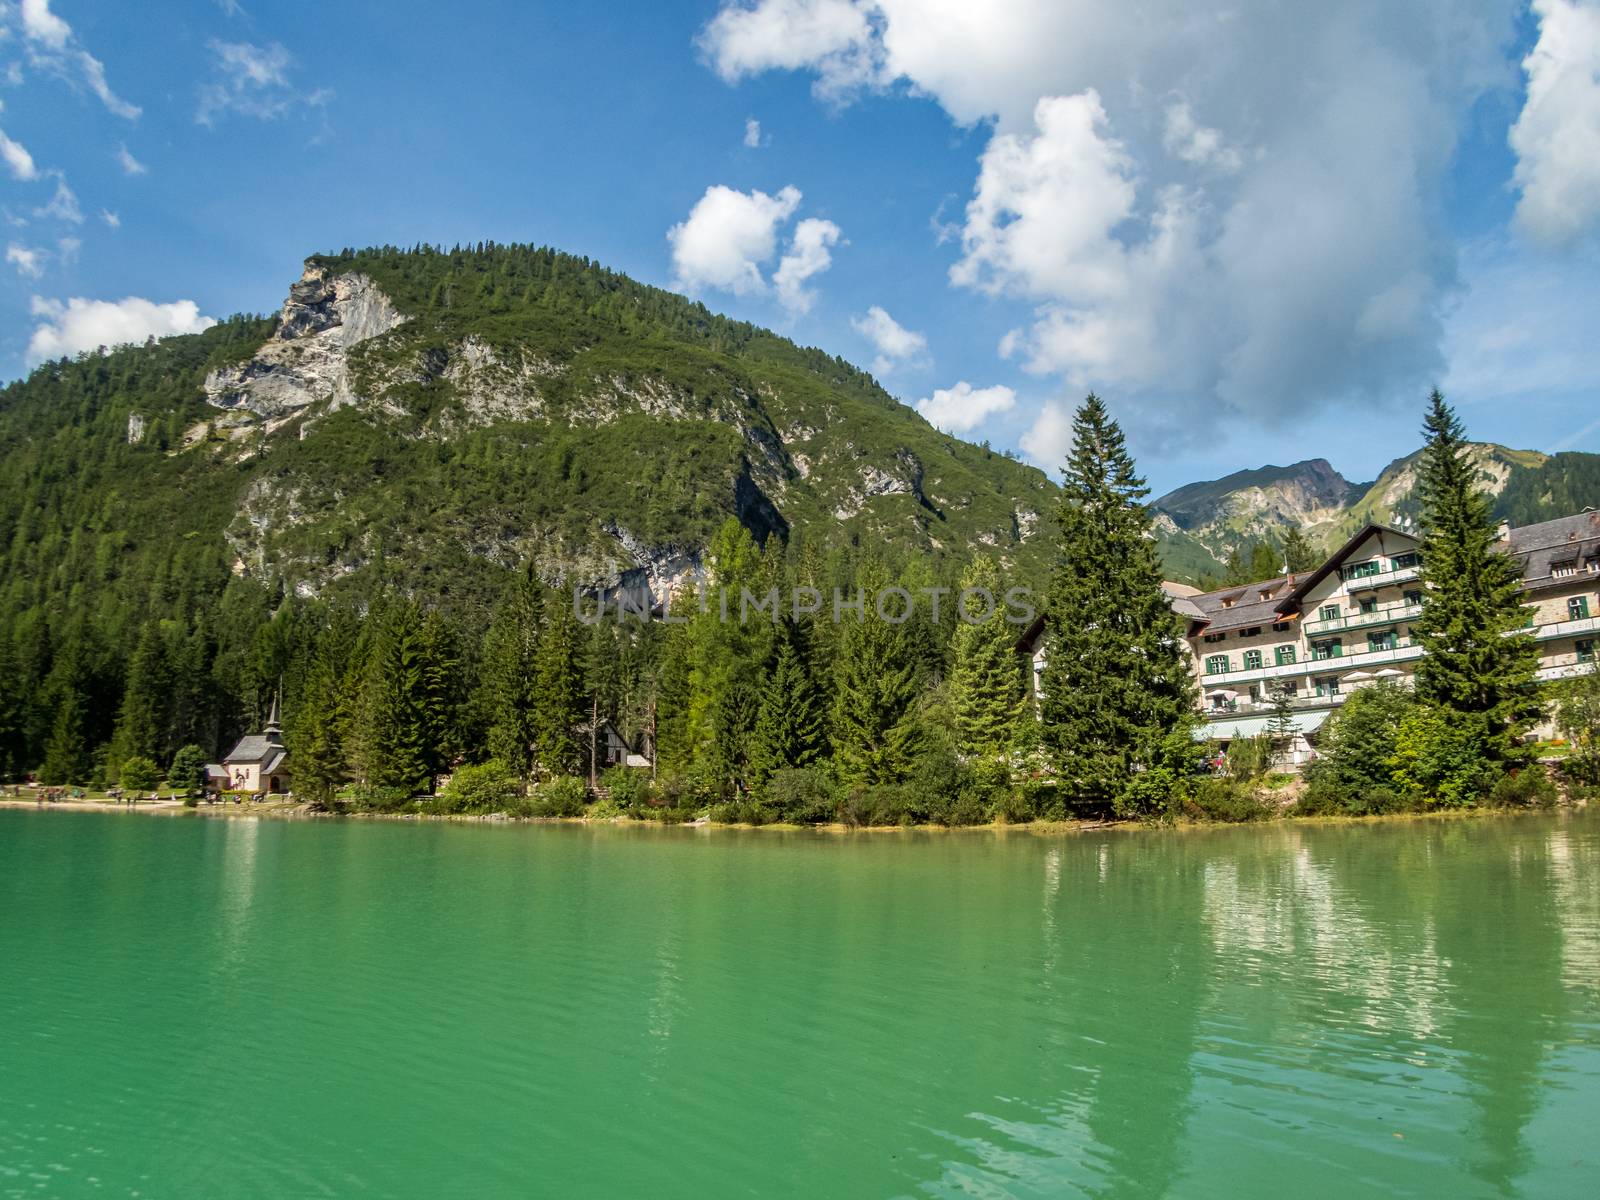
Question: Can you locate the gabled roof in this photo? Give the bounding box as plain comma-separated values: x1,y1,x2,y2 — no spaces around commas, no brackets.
1506,510,1600,587
223,732,284,764
1279,523,1416,610
1181,574,1297,634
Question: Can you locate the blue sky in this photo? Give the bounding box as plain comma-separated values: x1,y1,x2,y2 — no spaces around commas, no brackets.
2,0,1598,494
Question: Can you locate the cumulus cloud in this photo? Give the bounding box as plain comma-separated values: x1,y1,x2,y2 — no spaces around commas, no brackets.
851,304,928,374
698,0,877,99
773,216,841,313
1510,0,1600,246
9,0,140,119
26,296,218,364
115,143,147,176
698,0,1521,445
6,242,46,278
743,116,764,147
668,186,842,311
0,125,37,180
915,380,1016,434
196,40,328,125
1018,401,1072,471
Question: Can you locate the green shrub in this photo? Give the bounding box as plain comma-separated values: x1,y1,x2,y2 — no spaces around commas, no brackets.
587,795,628,821
432,760,521,814
1391,705,1492,808
707,799,772,825
1488,765,1558,809
1184,777,1270,822
761,766,840,824
345,783,414,812
168,744,209,794
600,765,649,811
529,775,588,817
119,755,161,794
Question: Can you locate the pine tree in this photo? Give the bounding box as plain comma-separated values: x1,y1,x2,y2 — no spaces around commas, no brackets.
1040,394,1198,814
750,618,827,782
0,634,21,779
947,555,1024,759
1411,390,1544,766
532,588,584,778
483,570,543,782
418,611,464,783
832,561,923,785
111,621,172,775
292,630,352,806
1280,526,1320,574
355,603,431,795
40,690,89,786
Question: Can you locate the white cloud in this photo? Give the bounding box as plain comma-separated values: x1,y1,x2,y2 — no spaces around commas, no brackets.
100,208,119,228
743,116,764,147
6,241,45,278
773,216,841,313
667,183,801,295
1019,400,1072,470
26,296,218,365
12,0,140,119
55,233,77,264
33,175,80,223
914,380,1016,434
196,40,323,125
0,125,37,180
1510,0,1600,246
698,0,877,99
115,143,146,176
697,0,1520,446
1162,99,1242,171
851,304,928,374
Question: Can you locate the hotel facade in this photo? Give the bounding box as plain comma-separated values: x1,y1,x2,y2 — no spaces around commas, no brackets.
1021,510,1600,765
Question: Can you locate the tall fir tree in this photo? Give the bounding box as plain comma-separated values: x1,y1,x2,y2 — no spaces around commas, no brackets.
832,561,923,785
532,588,584,778
1040,394,1198,814
483,570,544,782
111,621,171,776
1411,390,1544,765
355,603,432,794
0,634,21,779
40,690,89,786
749,617,827,782
947,555,1024,759
1280,526,1320,574
292,627,353,806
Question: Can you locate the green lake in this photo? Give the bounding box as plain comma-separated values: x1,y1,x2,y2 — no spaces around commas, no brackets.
2,810,1598,1198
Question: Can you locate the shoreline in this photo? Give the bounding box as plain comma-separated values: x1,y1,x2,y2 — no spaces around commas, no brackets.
2,793,1585,836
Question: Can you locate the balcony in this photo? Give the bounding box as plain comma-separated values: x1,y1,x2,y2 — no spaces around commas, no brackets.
1539,660,1597,684
1342,565,1421,593
1533,614,1600,642
1201,639,1422,688
1303,598,1423,636
1202,692,1348,718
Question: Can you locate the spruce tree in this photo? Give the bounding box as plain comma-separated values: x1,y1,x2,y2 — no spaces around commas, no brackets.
111,622,171,774
532,588,584,778
0,634,21,779
483,571,543,782
355,603,431,795
1040,394,1198,814
1280,527,1320,574
832,561,922,785
40,691,89,786
947,555,1024,759
292,633,351,806
749,618,826,783
1411,390,1544,766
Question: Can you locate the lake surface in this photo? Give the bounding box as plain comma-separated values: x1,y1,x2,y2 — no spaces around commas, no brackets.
2,810,1598,1198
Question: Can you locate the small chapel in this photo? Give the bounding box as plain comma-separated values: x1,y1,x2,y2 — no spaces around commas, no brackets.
210,694,291,797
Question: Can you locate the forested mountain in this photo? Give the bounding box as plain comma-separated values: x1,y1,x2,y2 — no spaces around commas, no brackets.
0,243,1051,787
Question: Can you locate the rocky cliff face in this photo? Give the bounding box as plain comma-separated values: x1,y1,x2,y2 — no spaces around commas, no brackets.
202,265,407,426
1154,458,1358,557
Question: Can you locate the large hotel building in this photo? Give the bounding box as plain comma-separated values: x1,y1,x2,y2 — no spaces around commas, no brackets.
1021,510,1600,764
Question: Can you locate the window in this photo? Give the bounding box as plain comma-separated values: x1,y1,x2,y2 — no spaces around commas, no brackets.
1358,597,1377,615
1342,560,1382,580
1203,632,1226,644
1205,654,1230,675
1586,556,1599,575
1221,597,1236,608
1554,559,1578,579
1403,589,1424,607
1275,645,1297,666
1319,604,1340,622
1570,596,1592,621
1239,626,1261,638
1314,676,1341,698
1243,649,1263,671
1392,551,1421,570
1579,640,1595,664
1259,588,1277,601
1272,621,1292,632
1311,639,1342,661
1368,630,1397,652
